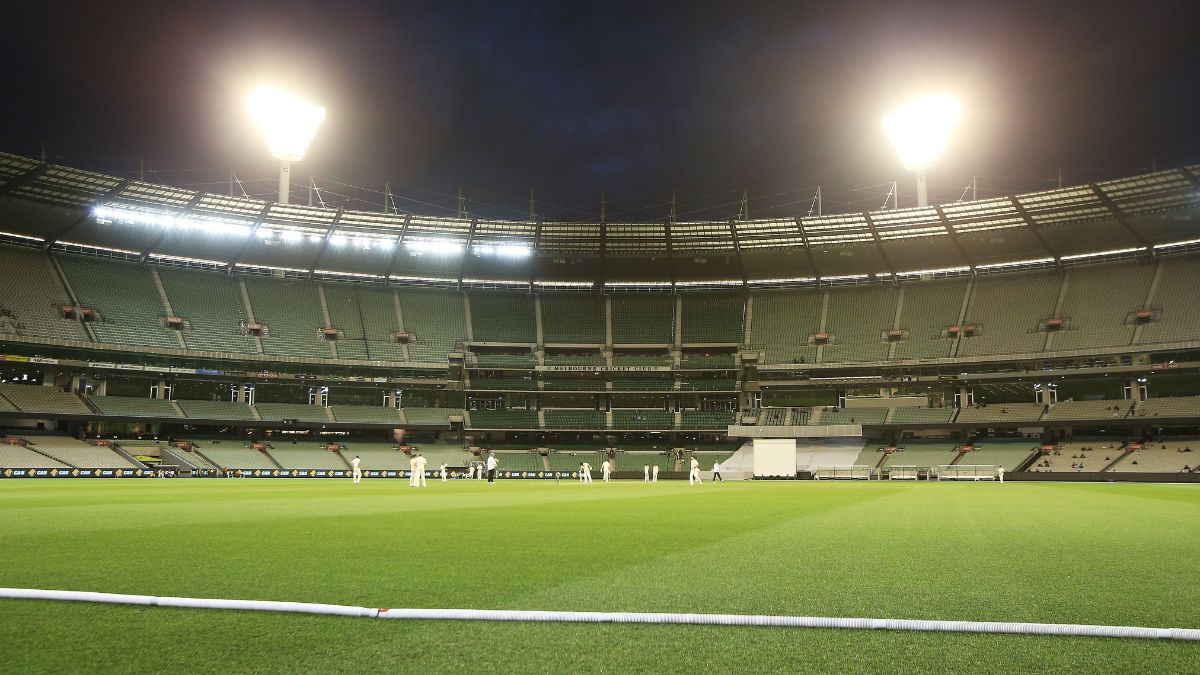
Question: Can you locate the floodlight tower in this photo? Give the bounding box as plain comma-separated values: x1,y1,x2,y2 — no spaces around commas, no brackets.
883,95,960,207
248,88,326,204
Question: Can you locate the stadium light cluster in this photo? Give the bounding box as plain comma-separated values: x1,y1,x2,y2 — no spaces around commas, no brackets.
93,205,251,236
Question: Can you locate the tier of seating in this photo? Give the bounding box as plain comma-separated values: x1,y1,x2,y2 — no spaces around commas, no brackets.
26,436,138,468
87,396,182,418
254,402,331,423
57,256,180,349
1133,396,1200,419
321,284,372,360
888,407,956,425
328,405,405,425
757,408,788,426
680,353,736,368
397,289,465,363
680,294,743,343
546,451,608,471
243,278,331,359
541,293,605,343
542,378,605,391
893,279,966,360
269,446,348,470
954,402,1046,424
957,271,1059,357
0,442,70,468
880,442,959,469
0,384,92,414
543,409,606,429
957,441,1038,470
619,453,675,472
821,285,896,363
469,409,539,429
1041,400,1132,421
469,376,536,390
1110,440,1197,473
470,292,536,343
194,444,279,470
611,295,674,344
493,451,545,472
159,444,217,470
612,409,674,429
338,443,411,470
749,289,821,365
157,268,258,353
818,408,889,425
0,247,88,342
8,248,1200,366
173,399,259,421
611,377,675,391
357,285,411,361
678,378,737,391
1049,262,1150,351
1138,257,1200,345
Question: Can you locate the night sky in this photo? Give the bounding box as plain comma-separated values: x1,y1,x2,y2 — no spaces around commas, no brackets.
2,0,1197,220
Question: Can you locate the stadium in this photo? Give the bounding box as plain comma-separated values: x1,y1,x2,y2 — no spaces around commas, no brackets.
2,3,1200,673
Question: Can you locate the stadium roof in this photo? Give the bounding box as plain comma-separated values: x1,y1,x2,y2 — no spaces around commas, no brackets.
1,151,1198,286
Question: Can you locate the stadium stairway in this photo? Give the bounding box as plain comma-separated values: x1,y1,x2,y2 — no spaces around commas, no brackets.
108,443,149,470
260,447,287,471
190,445,225,471
1101,444,1134,472
21,441,78,468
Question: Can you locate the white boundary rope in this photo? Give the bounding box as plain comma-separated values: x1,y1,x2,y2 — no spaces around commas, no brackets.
2,588,1198,641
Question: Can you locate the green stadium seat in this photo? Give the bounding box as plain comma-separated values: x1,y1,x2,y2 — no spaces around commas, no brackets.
470,291,536,343
680,294,743,343
611,294,674,344
541,293,605,343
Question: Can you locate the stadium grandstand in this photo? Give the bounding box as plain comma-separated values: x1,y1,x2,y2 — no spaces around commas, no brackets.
0,150,1197,482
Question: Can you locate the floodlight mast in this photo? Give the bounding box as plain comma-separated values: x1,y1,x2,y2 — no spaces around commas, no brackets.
248,88,326,204
883,95,959,207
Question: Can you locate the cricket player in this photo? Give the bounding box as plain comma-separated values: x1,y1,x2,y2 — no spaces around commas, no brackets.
996,465,1005,483
644,463,650,482
712,460,723,482
652,463,659,482
486,451,499,484
579,462,592,484
601,459,611,483
408,454,418,487
350,455,362,484
440,462,448,482
413,453,428,487
689,456,702,486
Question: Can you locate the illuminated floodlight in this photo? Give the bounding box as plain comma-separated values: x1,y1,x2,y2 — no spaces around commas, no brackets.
883,95,960,206
406,239,464,255
474,243,531,258
91,205,250,236
248,87,326,204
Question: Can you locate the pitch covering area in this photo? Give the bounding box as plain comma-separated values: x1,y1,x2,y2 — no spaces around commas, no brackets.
1,480,1197,672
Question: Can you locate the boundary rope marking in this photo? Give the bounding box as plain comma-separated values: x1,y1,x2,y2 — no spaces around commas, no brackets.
2,588,1198,641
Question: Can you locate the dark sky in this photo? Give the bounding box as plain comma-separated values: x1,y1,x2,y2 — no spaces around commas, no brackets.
2,0,1197,220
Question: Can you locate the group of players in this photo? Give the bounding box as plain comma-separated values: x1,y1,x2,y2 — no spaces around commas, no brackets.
346,451,726,485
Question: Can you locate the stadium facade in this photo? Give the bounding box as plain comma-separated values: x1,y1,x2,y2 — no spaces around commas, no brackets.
1,150,1199,479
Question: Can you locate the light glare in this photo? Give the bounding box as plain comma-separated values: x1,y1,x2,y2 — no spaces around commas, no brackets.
883,95,960,170
248,88,326,162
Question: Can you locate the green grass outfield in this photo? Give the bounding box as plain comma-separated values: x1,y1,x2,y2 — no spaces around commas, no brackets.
1,479,1198,673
